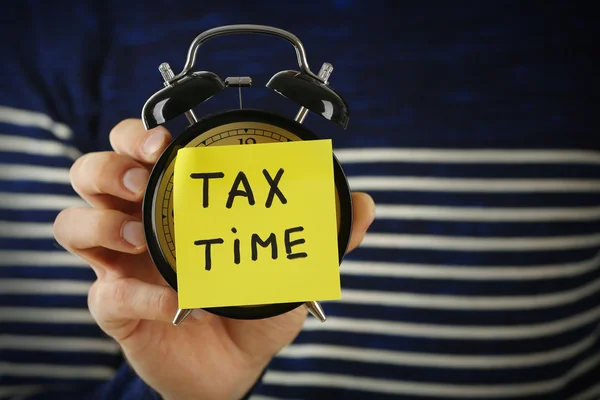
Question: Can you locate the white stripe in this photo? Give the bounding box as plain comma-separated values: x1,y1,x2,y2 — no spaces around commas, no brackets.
334,148,600,164
278,328,597,369
376,204,600,222
0,279,90,295
0,164,70,184
0,134,81,159
340,254,600,281
0,251,87,267
349,176,600,192
340,273,600,310
0,222,54,239
0,307,94,323
302,303,600,340
0,193,87,210
0,335,119,353
263,353,600,398
362,232,600,251
0,106,72,140
0,385,45,398
571,382,600,400
0,362,114,379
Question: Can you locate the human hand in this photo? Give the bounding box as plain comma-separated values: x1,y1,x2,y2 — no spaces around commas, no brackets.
53,119,376,400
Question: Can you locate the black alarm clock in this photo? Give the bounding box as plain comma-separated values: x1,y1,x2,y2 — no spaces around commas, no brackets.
140,24,352,325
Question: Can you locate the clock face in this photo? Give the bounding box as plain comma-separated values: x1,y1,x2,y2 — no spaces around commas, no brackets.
143,109,352,319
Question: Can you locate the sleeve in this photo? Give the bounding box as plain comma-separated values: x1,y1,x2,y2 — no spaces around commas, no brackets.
23,364,163,400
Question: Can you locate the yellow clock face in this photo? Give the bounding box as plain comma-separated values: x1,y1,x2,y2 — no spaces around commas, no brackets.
143,109,352,319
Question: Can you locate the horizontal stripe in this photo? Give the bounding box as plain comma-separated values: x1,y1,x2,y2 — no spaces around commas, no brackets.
375,204,600,222
0,251,87,266
263,353,600,398
0,335,119,353
0,385,45,398
0,193,86,210
340,273,600,310
3,168,599,194
9,224,600,251
0,362,114,379
369,190,600,209
361,233,600,251
334,148,600,165
0,222,54,238
349,177,600,192
0,279,90,295
340,254,600,280
302,302,600,340
278,328,597,369
0,134,81,159
0,307,94,323
0,106,72,140
0,164,70,184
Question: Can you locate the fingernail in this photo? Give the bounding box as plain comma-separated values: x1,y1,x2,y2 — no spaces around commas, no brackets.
191,309,207,321
143,129,166,156
122,221,146,248
123,168,148,194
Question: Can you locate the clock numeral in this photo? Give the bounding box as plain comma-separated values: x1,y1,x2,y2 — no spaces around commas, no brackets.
238,137,256,145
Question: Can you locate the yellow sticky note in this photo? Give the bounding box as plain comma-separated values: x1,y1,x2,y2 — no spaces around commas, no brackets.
173,140,340,309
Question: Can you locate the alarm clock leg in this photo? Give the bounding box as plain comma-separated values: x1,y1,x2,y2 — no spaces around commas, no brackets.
304,301,327,322
173,308,193,326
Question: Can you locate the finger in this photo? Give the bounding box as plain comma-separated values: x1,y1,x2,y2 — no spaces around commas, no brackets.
54,207,146,255
70,151,149,208
89,278,179,327
109,119,172,165
58,245,166,283
346,192,375,252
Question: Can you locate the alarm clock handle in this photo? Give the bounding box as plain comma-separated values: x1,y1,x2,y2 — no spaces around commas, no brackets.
168,24,324,85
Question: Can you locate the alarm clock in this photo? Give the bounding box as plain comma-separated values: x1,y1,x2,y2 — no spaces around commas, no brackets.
140,24,352,325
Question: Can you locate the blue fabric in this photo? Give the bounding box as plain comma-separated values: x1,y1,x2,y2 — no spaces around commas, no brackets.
1,1,599,399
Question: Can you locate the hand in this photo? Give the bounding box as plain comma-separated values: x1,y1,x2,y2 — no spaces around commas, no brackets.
53,119,376,400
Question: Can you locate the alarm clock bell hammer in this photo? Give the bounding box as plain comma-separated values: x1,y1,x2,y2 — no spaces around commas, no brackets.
140,24,352,326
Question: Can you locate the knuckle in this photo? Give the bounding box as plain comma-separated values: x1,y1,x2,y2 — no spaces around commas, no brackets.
153,286,173,316
110,279,131,315
95,279,130,319
88,279,129,322
109,119,143,148
52,207,75,244
69,153,90,189
91,153,124,194
95,152,119,177
87,280,103,317
90,209,124,246
71,152,120,194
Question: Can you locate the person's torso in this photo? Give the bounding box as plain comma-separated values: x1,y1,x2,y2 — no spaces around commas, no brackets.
1,1,599,399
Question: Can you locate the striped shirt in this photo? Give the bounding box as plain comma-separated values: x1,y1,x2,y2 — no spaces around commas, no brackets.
1,1,598,399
